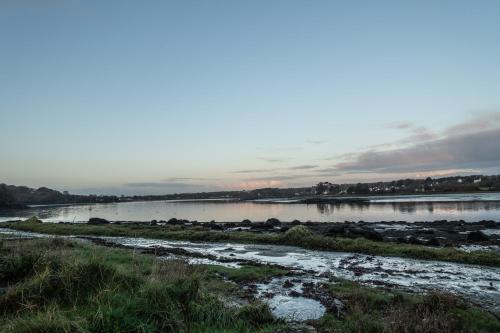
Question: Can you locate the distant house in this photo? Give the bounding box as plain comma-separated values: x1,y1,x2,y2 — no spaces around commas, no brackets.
474,178,482,184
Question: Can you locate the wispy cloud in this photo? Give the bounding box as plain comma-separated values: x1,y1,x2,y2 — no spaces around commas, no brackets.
332,113,500,174
306,139,328,144
288,165,318,170
257,157,291,163
163,177,216,181
233,169,271,174
385,122,413,130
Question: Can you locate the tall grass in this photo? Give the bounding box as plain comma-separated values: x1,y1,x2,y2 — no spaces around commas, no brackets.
0,238,284,333
319,279,500,333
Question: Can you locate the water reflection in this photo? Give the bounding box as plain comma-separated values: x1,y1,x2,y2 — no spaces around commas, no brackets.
1,198,500,223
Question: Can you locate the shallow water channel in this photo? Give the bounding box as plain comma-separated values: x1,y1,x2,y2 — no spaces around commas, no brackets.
1,228,500,321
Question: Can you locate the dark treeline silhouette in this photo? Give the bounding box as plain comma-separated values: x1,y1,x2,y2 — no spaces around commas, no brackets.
1,174,500,208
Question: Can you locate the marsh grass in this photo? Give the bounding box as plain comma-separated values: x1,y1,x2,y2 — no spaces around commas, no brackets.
2,220,500,266
204,264,288,283
319,279,500,333
0,238,283,333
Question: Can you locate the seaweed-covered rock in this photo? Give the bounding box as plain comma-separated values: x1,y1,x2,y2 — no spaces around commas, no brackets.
265,218,281,227
467,231,490,242
88,217,110,225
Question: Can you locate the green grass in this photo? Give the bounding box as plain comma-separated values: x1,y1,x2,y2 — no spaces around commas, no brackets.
2,219,500,266
318,278,500,333
0,238,286,333
204,264,288,283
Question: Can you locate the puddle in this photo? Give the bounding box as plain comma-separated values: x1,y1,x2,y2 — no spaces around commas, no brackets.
267,295,325,321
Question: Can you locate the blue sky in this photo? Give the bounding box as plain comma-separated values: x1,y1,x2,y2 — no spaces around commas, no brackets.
1,0,500,195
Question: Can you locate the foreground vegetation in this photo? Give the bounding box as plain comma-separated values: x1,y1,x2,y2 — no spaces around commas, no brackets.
2,219,500,267
319,279,500,333
0,238,284,333
1,237,499,333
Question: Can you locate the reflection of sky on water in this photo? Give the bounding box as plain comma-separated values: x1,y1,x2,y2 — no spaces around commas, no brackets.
1,196,500,222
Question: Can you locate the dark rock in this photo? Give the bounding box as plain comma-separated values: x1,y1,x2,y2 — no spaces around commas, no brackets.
467,231,490,242
208,221,223,230
425,237,440,246
407,236,424,245
345,227,383,241
326,225,345,236
265,218,281,226
88,217,110,225
241,219,252,226
283,280,294,288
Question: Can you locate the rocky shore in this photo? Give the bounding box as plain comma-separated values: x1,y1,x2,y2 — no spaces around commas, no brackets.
84,217,500,248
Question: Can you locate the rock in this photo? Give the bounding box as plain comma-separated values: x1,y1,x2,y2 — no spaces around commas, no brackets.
345,227,383,241
208,221,223,230
467,231,490,242
407,236,424,245
283,280,294,288
88,217,110,225
265,218,281,226
241,219,252,226
326,225,345,235
425,237,440,246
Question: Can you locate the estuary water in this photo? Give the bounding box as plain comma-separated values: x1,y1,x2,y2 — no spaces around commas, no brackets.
1,193,500,223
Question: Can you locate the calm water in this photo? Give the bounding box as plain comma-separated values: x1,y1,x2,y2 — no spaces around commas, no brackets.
1,193,500,222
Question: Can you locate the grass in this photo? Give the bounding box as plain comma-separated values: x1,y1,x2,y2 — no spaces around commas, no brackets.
0,238,286,333
2,219,500,267
318,279,500,333
204,264,288,283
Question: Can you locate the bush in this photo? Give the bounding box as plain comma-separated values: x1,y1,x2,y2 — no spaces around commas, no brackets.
283,225,313,243
24,216,42,223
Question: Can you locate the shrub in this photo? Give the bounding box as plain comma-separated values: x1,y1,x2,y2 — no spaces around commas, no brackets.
283,225,313,243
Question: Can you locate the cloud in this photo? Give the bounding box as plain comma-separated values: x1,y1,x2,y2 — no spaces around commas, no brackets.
306,139,328,144
257,157,290,163
233,169,272,174
163,177,216,181
444,112,500,135
399,127,438,144
334,127,500,174
234,165,318,174
385,122,413,130
288,165,318,170
125,182,203,189
244,175,306,181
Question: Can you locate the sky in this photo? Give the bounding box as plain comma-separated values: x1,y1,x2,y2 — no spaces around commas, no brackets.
1,0,500,195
